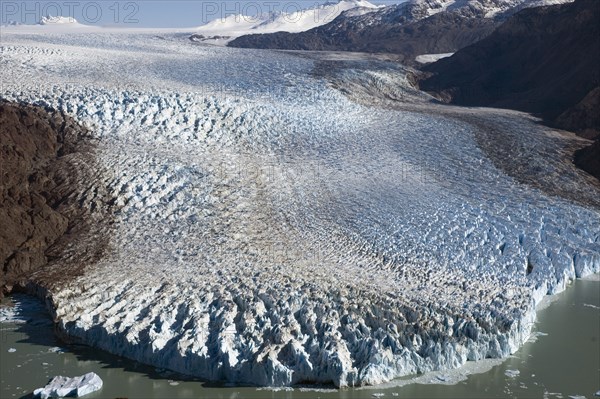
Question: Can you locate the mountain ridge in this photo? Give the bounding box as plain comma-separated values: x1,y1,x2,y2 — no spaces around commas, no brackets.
228,0,575,62
419,0,600,179
191,0,380,44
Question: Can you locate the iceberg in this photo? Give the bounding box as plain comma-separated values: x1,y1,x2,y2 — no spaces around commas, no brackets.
33,372,103,398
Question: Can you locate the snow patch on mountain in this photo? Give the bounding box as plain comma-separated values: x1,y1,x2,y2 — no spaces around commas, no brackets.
321,0,576,33
412,0,577,19
415,52,454,64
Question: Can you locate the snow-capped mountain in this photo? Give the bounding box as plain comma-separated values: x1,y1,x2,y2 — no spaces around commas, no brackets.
420,0,600,143
39,15,79,25
2,15,89,29
323,0,575,31
192,0,380,44
229,0,575,60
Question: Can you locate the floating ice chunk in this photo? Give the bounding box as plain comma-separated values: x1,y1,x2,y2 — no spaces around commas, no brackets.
528,331,549,343
33,372,103,399
48,347,66,353
505,369,520,378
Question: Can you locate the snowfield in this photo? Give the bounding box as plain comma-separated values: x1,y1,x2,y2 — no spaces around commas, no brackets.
415,53,454,64
1,31,599,387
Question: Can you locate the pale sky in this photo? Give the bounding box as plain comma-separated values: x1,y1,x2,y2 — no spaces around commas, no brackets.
1,1,407,28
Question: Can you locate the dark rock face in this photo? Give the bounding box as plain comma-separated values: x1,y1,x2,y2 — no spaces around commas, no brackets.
227,1,570,63
420,0,599,131
190,34,231,42
0,101,92,296
419,0,600,179
555,86,600,140
574,140,600,180
229,10,499,65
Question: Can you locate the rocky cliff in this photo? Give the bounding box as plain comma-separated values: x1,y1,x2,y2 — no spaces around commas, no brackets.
420,0,600,179
231,12,498,65
0,101,108,296
228,0,574,64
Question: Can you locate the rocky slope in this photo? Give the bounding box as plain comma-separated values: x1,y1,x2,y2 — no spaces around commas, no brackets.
420,0,600,179
0,101,108,297
574,140,600,180
232,12,498,65
228,0,573,63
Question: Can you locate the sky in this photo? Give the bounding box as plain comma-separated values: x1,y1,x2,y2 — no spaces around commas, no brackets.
1,0,406,28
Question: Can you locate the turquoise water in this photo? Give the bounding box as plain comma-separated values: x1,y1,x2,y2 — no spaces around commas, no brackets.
1,279,599,398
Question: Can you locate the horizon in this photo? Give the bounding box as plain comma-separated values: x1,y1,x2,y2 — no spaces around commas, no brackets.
1,0,407,28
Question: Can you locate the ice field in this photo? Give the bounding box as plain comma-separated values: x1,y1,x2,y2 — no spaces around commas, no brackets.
1,30,599,387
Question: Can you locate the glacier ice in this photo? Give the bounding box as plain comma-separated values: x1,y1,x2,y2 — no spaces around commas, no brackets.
0,31,598,387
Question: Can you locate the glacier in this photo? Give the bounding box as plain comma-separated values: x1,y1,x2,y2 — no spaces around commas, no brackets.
0,30,598,387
